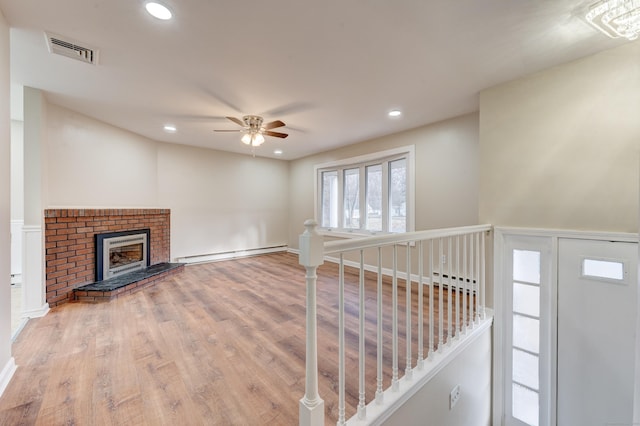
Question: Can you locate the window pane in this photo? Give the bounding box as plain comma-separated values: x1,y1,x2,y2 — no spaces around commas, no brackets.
343,168,360,229
513,249,540,284
513,282,540,317
389,158,406,233
583,258,624,280
513,348,539,391
512,383,539,426
321,171,338,228
366,164,382,232
513,314,539,353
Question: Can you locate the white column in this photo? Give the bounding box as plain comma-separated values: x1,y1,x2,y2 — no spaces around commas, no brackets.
21,87,48,318
0,6,16,398
298,220,324,426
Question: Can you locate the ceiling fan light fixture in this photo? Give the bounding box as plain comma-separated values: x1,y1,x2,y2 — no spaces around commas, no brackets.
586,0,640,40
145,2,173,20
241,132,265,146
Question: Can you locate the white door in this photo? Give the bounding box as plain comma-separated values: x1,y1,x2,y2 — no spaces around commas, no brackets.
557,238,637,426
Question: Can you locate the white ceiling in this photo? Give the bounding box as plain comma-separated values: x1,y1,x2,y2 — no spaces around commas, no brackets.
0,0,625,160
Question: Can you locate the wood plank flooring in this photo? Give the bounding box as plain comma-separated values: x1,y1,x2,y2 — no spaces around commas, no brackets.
0,252,472,425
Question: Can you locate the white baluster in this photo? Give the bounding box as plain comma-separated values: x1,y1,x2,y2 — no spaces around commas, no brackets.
447,236,452,346
438,238,444,352
376,247,384,403
467,234,476,328
481,231,486,320
417,241,424,369
463,234,468,334
455,235,461,338
405,242,412,379
428,239,434,358
474,233,480,324
298,220,325,426
358,251,366,420
338,254,345,425
392,245,399,390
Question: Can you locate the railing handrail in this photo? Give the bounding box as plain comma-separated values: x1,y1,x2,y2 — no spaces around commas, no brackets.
323,224,492,254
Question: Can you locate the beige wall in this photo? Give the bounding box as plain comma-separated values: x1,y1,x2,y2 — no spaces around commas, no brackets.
0,5,12,383
157,142,289,258
44,103,289,260
479,41,640,232
288,113,480,248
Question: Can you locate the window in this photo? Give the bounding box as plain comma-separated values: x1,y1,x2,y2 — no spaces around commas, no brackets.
502,235,553,426
511,249,541,426
316,146,414,234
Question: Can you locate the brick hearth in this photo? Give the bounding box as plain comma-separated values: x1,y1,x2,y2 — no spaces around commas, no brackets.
44,209,171,306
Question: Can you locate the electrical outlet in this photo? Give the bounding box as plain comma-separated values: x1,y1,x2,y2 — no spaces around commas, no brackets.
450,384,461,409
442,254,447,264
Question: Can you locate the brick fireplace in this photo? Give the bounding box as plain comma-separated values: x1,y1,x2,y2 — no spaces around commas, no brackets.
44,209,171,306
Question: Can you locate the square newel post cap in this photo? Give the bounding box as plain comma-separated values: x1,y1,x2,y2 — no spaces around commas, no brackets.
299,220,324,267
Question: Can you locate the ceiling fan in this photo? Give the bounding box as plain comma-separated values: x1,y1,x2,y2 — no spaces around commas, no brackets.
214,115,288,152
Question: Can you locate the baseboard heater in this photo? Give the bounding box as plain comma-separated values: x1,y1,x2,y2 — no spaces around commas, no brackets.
175,245,288,264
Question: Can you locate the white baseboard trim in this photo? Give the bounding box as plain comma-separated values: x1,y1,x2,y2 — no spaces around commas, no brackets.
22,303,50,319
176,245,288,264
0,357,17,399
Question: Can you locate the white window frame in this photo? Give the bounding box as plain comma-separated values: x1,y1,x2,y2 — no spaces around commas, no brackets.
314,145,415,237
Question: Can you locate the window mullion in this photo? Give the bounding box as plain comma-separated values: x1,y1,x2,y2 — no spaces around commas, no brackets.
337,167,344,231
359,166,365,231
381,161,389,232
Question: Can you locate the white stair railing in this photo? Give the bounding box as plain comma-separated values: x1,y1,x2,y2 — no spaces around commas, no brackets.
298,221,492,426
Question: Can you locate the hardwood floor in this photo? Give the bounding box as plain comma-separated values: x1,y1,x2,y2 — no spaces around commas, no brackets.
0,252,472,425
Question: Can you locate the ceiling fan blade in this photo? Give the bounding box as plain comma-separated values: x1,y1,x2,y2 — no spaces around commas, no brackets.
213,129,242,132
226,116,244,126
264,130,288,139
263,120,285,130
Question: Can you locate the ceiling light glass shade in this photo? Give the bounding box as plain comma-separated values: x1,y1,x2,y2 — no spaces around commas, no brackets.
145,2,173,20
586,0,640,40
241,132,265,146
388,109,402,117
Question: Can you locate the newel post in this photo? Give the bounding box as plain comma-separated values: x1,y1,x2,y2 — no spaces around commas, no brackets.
299,219,325,426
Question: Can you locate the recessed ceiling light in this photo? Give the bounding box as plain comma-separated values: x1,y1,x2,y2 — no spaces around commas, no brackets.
163,124,177,133
388,109,402,117
274,149,283,156
145,2,173,20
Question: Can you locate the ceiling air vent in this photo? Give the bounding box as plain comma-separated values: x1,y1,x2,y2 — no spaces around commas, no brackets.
45,32,99,65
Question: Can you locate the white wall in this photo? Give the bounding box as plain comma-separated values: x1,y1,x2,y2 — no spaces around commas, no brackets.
288,113,479,248
10,120,23,277
47,104,158,208
0,5,15,396
479,41,640,232
44,103,289,260
157,142,289,258
382,325,492,426
10,120,23,220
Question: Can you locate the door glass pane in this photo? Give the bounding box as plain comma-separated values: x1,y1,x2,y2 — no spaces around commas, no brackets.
513,348,539,390
389,158,406,233
582,258,624,280
513,314,539,353
321,171,338,228
513,249,540,284
513,282,540,317
513,383,539,426
343,168,359,229
365,164,382,232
